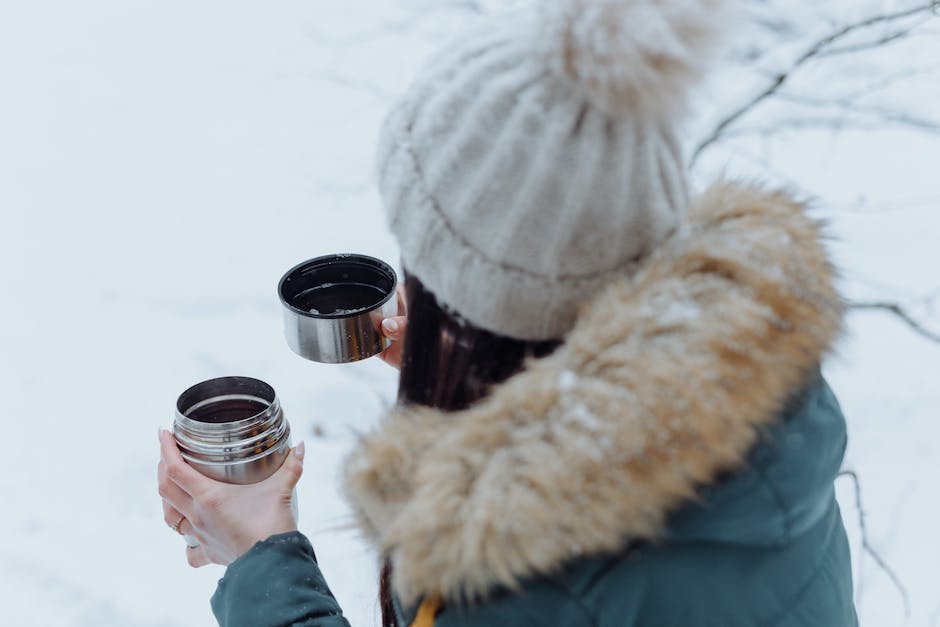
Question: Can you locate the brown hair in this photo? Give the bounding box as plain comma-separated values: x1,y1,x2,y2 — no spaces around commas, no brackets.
379,272,560,627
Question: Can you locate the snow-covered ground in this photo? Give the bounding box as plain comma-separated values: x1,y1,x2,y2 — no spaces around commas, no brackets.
1,1,937,625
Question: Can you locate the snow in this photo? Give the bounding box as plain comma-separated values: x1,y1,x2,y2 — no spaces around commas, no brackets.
558,370,578,390
1,1,938,625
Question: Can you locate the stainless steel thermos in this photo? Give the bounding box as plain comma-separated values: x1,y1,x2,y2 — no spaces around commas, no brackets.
174,376,291,485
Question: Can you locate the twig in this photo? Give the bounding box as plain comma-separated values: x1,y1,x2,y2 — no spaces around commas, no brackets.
445,0,484,12
838,470,911,619
819,15,930,58
723,117,885,138
850,301,940,344
308,69,390,102
773,94,940,132
834,196,940,215
839,66,940,101
691,1,940,165
302,0,483,48
818,30,909,57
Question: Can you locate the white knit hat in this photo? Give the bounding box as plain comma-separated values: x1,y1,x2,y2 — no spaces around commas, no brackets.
377,0,727,340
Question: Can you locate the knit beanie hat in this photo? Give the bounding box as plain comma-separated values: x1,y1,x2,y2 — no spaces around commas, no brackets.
377,0,727,340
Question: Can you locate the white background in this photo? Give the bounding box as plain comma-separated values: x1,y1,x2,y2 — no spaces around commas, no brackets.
1,1,938,625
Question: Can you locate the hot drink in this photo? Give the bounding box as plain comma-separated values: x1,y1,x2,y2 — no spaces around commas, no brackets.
292,282,388,316
278,254,398,363
184,396,269,424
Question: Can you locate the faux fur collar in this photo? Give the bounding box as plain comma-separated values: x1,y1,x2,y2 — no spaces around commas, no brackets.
343,182,844,605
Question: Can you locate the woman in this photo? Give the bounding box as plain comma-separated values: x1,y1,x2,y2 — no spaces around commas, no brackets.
158,1,858,625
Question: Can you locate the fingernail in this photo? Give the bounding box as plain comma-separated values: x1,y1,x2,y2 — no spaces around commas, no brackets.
382,318,399,334
294,442,305,460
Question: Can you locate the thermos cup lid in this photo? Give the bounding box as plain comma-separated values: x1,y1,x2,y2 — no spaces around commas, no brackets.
278,254,398,363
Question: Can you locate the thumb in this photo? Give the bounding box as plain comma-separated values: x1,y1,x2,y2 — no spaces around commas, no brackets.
274,442,304,490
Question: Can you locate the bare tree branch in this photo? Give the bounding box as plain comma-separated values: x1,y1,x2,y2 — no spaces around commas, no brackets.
835,195,940,215
850,301,940,343
839,66,940,101
446,0,484,12
773,94,940,132
691,1,940,166
819,14,931,58
819,30,909,57
303,0,484,47
838,470,911,619
722,117,886,140
308,69,390,101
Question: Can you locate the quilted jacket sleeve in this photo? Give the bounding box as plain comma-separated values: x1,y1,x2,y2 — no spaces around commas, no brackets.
211,532,351,627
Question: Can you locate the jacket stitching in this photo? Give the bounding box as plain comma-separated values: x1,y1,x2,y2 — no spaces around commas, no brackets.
754,458,793,541
545,576,601,627
761,504,839,627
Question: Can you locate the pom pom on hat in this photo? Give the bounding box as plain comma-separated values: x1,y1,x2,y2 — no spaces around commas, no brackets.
538,0,728,118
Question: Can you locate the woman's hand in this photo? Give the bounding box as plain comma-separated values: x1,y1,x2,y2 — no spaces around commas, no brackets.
379,283,408,370
157,429,304,568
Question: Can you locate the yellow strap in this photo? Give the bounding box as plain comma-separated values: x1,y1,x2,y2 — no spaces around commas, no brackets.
410,595,442,627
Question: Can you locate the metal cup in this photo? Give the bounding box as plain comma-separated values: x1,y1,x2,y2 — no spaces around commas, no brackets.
173,376,296,548
278,253,398,363
173,376,292,485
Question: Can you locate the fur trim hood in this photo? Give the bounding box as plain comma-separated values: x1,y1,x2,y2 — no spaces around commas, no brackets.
343,182,844,605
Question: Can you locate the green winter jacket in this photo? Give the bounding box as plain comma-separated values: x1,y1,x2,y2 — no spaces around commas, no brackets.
211,376,855,627
211,183,857,626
